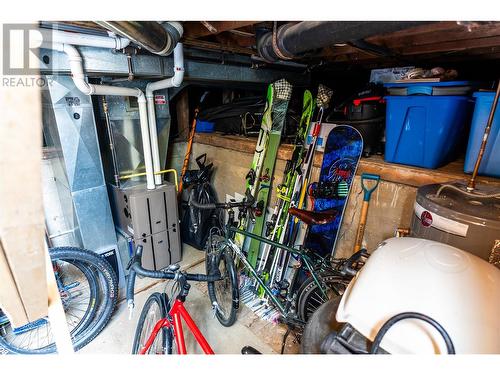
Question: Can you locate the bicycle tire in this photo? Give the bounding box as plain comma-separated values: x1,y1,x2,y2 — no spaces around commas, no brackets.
296,273,349,322
206,235,238,327
0,258,99,354
132,292,172,354
0,247,118,354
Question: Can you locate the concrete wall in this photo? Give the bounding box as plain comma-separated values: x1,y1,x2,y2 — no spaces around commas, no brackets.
167,141,417,258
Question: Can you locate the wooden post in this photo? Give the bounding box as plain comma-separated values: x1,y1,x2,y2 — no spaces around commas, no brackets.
176,90,190,141
0,74,48,327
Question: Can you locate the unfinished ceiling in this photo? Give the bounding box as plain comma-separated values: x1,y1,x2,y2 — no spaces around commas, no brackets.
53,21,500,69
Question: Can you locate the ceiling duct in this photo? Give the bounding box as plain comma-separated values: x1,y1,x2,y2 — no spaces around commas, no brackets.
257,21,426,62
96,21,183,56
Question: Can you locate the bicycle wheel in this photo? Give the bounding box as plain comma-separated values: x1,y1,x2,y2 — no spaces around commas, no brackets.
205,235,238,327
0,247,118,354
296,272,349,322
132,292,172,354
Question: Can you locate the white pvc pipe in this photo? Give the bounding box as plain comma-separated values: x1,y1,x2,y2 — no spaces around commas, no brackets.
145,43,185,185
36,28,130,50
49,42,156,190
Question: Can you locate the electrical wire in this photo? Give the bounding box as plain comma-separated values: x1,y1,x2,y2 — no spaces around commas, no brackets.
370,312,455,354
436,184,500,199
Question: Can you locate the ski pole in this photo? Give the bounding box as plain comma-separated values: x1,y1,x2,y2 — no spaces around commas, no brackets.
353,173,380,252
178,91,208,199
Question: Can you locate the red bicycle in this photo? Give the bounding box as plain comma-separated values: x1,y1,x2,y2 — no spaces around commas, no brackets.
127,244,238,354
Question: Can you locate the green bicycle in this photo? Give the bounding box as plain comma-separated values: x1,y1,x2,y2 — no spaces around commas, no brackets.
190,189,364,336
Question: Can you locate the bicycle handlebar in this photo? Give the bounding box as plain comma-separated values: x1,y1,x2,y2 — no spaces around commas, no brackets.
188,188,255,211
340,249,369,277
126,245,221,311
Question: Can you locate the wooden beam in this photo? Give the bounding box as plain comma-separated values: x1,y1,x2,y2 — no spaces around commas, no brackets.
183,21,257,38
370,23,500,50
0,68,47,327
182,37,255,55
400,35,500,55
176,90,190,141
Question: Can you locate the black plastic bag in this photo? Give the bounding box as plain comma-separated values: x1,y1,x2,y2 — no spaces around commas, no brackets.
180,155,222,250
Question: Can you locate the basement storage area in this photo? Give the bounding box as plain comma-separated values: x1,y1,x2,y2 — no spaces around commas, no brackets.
1,19,500,356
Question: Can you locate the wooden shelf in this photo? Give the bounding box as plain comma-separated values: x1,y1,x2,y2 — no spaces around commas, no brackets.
193,132,500,188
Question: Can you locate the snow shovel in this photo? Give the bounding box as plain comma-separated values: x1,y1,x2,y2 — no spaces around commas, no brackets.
353,173,380,252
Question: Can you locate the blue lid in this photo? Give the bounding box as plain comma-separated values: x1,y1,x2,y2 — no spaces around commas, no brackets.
473,91,495,98
384,81,473,88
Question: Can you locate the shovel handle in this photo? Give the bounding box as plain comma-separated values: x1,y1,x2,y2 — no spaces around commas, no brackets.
361,173,380,201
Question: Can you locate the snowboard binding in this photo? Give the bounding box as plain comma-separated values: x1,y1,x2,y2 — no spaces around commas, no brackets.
308,180,349,199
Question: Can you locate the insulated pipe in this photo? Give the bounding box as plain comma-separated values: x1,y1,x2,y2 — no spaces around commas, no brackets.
96,21,183,56
257,21,425,62
145,43,185,185
48,42,156,190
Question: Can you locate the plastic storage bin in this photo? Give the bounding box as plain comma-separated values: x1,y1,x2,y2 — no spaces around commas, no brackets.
195,120,215,133
385,81,476,96
464,92,500,177
384,95,473,169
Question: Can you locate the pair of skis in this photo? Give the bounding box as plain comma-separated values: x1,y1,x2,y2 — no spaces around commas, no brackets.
267,85,334,288
240,85,334,320
254,89,315,285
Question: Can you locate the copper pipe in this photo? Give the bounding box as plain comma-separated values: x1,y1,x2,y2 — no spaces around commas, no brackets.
467,80,500,191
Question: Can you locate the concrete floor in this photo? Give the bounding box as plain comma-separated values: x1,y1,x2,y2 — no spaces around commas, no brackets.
80,244,299,354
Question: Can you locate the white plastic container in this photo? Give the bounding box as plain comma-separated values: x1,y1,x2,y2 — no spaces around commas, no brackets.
336,237,500,354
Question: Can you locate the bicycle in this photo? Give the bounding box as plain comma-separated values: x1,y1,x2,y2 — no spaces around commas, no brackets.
127,244,238,354
0,247,118,354
189,189,362,337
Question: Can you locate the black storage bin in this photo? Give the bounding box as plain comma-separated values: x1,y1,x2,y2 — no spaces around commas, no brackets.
336,117,385,157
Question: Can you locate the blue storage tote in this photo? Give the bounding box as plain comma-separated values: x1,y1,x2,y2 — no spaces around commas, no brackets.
384,81,477,96
195,120,215,133
464,92,500,177
384,95,473,169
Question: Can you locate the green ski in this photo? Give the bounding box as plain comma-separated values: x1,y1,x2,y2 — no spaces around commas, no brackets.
234,83,274,249
246,79,293,268
256,89,315,277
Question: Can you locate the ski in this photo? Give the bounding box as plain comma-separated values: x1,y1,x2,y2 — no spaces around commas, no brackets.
270,85,333,285
256,89,315,278
246,79,293,268
234,83,274,249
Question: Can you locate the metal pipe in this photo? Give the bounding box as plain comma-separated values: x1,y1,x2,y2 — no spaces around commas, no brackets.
467,80,500,191
146,43,185,185
102,96,120,187
119,169,179,192
47,42,156,190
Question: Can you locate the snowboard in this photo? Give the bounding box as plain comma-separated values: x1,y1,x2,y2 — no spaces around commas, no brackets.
247,79,293,268
303,125,363,258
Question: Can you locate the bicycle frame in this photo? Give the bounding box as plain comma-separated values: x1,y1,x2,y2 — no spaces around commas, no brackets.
139,296,214,355
222,222,330,321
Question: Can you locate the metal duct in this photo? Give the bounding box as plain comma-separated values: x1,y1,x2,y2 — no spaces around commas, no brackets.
96,21,182,56
257,21,426,62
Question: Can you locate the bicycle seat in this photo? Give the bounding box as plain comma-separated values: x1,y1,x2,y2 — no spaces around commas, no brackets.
288,207,338,226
